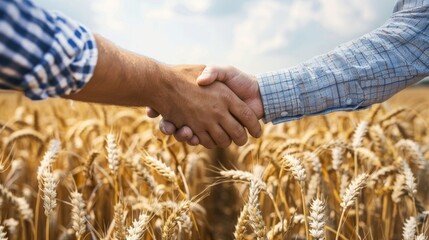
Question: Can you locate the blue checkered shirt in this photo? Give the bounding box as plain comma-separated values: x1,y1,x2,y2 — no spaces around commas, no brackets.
0,0,97,100
258,0,429,124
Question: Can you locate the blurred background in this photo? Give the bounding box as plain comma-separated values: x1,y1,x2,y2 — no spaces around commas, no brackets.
37,0,421,77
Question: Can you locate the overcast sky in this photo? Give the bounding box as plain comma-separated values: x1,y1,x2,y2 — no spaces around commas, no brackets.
36,0,396,74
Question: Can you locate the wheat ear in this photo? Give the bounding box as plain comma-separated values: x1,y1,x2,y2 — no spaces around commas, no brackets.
127,154,161,196
396,139,426,169
332,146,345,171
402,161,417,195
282,155,306,183
106,133,120,175
352,121,368,149
142,154,177,182
0,225,6,240
340,173,368,209
114,202,125,240
234,205,249,240
392,173,406,203
162,201,191,240
126,212,150,240
416,234,427,240
402,216,417,240
70,191,86,239
309,198,326,240
37,139,60,181
247,180,267,240
267,220,288,240
0,185,32,237
336,173,368,240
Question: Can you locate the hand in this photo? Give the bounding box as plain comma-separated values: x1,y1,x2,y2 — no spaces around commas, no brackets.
63,36,259,148
147,65,264,146
151,64,262,148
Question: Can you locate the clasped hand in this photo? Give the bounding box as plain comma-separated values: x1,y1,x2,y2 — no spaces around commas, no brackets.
148,65,264,148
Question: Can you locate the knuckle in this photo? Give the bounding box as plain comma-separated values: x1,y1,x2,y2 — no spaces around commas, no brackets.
240,108,254,122
232,125,246,140
213,131,230,148
218,138,232,149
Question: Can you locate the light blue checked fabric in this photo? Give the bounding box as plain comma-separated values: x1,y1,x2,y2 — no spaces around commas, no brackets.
258,0,429,124
0,0,98,100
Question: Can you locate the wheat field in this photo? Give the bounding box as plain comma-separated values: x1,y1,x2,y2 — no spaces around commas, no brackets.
0,87,429,240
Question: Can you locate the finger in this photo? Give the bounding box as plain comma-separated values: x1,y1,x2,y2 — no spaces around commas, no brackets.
196,66,231,86
208,125,232,148
173,126,194,142
159,119,177,135
187,135,200,146
146,107,160,118
229,98,262,139
197,131,217,149
220,116,248,146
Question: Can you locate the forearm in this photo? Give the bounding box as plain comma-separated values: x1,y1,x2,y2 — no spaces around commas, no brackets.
259,1,429,124
65,34,173,109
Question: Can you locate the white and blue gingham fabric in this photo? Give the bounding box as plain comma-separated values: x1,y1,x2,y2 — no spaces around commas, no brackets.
0,0,98,100
258,0,429,124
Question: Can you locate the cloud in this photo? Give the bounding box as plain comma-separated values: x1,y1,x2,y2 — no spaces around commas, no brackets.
144,0,212,20
230,0,376,61
91,0,125,32
318,0,376,36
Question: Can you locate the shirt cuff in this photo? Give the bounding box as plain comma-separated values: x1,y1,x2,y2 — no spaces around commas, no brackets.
257,64,368,124
22,12,98,100
257,69,304,124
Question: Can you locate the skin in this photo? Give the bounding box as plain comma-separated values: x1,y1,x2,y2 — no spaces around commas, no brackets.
65,35,262,148
147,65,264,146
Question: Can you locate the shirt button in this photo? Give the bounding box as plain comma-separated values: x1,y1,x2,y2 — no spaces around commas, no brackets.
281,111,288,117
346,98,352,105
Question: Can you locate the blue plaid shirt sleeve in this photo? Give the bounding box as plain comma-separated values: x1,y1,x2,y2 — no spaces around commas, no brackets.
0,0,98,100
258,0,429,124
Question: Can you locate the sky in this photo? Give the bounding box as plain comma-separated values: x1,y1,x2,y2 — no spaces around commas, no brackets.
36,0,396,74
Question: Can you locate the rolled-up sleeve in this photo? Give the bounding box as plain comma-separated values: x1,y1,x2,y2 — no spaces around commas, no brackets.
258,0,429,124
0,0,98,100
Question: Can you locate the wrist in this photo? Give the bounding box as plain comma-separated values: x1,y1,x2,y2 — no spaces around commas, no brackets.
250,75,265,119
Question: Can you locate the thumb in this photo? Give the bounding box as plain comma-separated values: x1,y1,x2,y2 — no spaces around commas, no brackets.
196,67,219,86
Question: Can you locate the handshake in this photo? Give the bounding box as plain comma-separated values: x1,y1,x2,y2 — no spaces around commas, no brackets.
146,65,264,149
